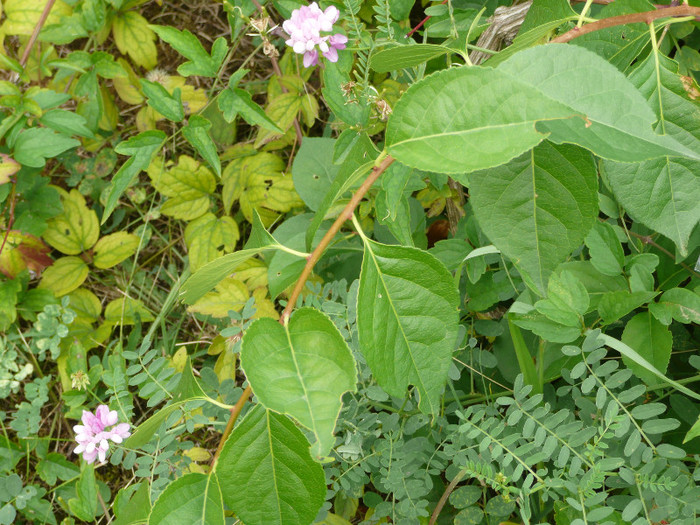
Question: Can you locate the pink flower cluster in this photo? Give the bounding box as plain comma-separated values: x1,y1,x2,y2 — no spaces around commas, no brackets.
73,405,131,464
283,2,348,67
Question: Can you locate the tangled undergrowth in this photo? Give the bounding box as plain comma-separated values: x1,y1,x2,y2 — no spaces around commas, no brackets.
1,0,699,523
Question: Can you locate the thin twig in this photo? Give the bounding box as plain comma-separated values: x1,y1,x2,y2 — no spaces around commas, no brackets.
551,5,700,43
280,154,395,323
20,0,58,66
211,154,396,466
429,469,467,525
627,230,700,280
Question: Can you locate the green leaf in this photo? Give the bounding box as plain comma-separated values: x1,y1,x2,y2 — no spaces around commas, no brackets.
39,109,94,138
215,405,326,525
113,483,151,525
68,464,97,522
535,270,589,327
621,312,672,386
150,25,226,78
497,44,700,163
510,305,582,344
38,256,89,296
103,130,165,224
125,363,206,449
36,452,79,485
149,472,224,525
598,290,658,325
218,88,283,133
140,79,184,122
306,135,377,250
370,44,452,72
182,115,221,177
603,53,700,256
572,0,653,71
105,297,155,324
684,416,700,443
469,142,598,295
357,240,460,415
321,51,370,127
13,128,80,168
292,137,338,211
241,308,357,458
585,222,624,276
649,287,700,325
385,65,579,173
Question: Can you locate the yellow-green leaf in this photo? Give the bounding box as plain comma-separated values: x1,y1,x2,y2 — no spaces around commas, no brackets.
222,152,303,226
112,58,144,104
187,277,248,318
104,296,155,325
148,155,216,220
253,92,302,148
43,189,99,255
0,230,52,279
0,154,20,184
1,0,71,36
67,288,101,323
184,213,239,272
112,10,157,69
92,232,140,269
39,256,88,296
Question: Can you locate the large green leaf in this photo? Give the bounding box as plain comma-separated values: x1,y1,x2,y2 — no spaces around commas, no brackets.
357,240,460,415
497,44,700,163
215,405,325,525
468,142,598,295
150,25,227,78
292,137,338,211
385,66,579,173
621,311,672,386
182,115,221,177
148,473,224,525
603,53,700,256
241,308,357,458
13,128,80,168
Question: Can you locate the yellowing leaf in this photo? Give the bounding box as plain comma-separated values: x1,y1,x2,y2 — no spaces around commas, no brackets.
184,213,239,272
171,347,188,372
254,92,302,148
98,86,119,131
1,0,71,36
183,447,211,462
43,189,99,255
38,256,88,296
0,154,20,184
147,156,215,220
92,231,140,269
0,230,52,279
67,288,102,323
187,277,248,318
207,335,226,356
251,287,279,320
233,258,268,290
104,296,155,324
112,10,157,69
214,345,237,383
112,58,144,104
222,152,303,226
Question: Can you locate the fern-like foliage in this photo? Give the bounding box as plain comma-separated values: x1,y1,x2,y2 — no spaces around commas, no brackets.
444,330,699,524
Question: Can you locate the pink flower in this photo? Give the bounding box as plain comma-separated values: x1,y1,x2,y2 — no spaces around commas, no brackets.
283,2,347,67
73,405,131,464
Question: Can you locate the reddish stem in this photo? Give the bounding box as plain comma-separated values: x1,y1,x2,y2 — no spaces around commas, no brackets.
551,4,700,43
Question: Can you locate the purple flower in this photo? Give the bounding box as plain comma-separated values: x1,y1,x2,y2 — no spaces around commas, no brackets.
73,405,131,464
283,2,347,67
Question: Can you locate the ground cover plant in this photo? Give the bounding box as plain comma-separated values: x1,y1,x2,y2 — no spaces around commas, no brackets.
1,0,699,523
